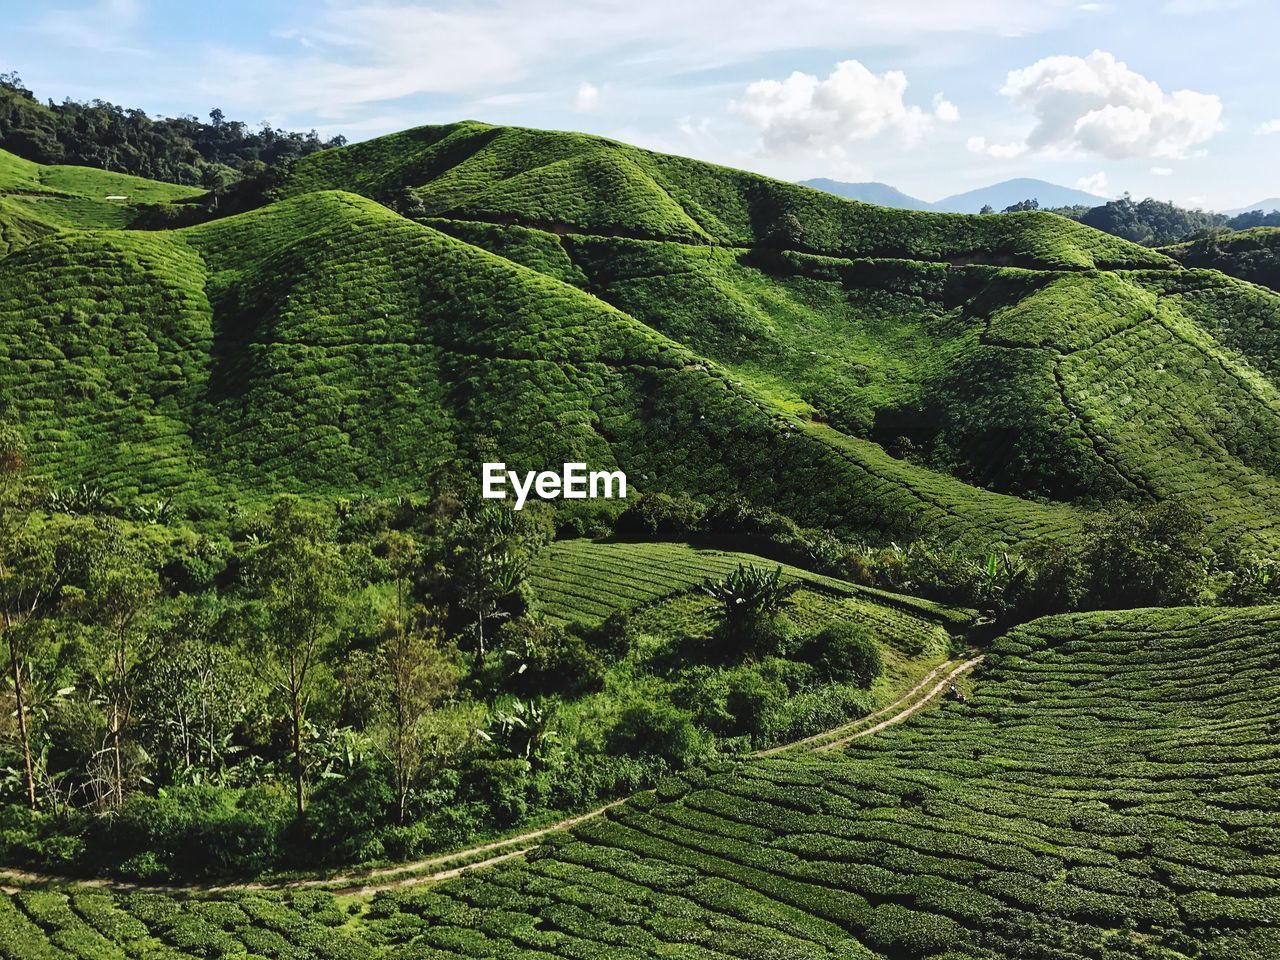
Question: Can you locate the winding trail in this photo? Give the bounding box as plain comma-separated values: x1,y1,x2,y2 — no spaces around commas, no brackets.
0,653,984,897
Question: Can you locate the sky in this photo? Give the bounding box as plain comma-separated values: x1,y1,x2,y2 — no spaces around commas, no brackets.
2,0,1277,210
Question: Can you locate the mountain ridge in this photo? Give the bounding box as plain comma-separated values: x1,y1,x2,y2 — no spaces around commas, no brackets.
798,175,1109,213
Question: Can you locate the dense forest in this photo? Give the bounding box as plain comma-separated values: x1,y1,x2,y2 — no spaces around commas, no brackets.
0,72,344,189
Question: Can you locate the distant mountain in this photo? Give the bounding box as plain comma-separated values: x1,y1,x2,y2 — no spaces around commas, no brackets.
795,178,933,211
800,176,1109,214
1223,198,1280,216
932,178,1109,213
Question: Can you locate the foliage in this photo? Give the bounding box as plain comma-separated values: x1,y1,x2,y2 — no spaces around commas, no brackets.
1162,227,1280,292
241,497,350,815
702,564,796,626
606,701,704,767
802,622,883,687
1070,194,1227,246
0,73,344,187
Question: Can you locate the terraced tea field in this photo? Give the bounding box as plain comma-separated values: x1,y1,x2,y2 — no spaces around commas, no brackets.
529,539,968,627
9,124,1280,555
5,604,1276,958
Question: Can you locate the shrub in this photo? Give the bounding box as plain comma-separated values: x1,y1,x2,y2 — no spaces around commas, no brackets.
462,758,530,827
304,761,395,864
499,618,606,696
94,784,292,879
702,564,796,628
613,492,706,539
802,622,883,688
606,703,703,768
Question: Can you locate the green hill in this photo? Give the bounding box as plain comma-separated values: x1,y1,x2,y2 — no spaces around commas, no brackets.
283,122,1172,271
7,125,1280,555
0,145,200,238
6,603,1277,958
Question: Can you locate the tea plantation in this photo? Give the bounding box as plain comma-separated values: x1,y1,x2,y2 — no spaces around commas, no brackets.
4,603,1277,958
6,69,1280,959
1161,228,1280,293
528,540,969,628
7,125,1280,553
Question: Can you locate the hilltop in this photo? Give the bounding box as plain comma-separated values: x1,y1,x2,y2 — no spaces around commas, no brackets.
1161,226,1280,292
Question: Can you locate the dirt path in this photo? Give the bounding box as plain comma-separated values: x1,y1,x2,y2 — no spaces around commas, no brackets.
815,656,984,752
0,654,984,896
753,654,975,758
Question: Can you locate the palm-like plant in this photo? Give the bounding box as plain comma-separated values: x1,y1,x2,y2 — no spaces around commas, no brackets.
701,564,796,626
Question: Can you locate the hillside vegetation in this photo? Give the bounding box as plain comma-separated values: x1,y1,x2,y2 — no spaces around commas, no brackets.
5,603,1276,958
5,125,1280,555
283,122,1171,271
1161,227,1280,293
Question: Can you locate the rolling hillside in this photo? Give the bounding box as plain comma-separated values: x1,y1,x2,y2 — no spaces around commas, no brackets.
5,603,1277,958
6,125,1280,555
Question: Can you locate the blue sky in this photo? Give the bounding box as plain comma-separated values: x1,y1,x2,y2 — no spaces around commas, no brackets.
3,0,1276,209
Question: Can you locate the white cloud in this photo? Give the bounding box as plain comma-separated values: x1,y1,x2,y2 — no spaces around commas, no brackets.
733,59,946,154
1256,119,1280,135
967,135,1027,159
994,50,1223,159
196,1,1084,121
933,94,959,122
573,82,600,112
1075,171,1110,195
1150,166,1174,175
38,0,145,54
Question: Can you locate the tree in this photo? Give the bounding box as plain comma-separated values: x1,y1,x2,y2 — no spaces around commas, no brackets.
0,424,66,809
134,593,251,786
702,564,796,628
1002,199,1040,213
77,527,158,809
701,564,798,660
803,622,882,688
979,204,995,215
200,163,238,208
244,497,348,816
765,211,805,248
361,531,459,823
446,506,546,658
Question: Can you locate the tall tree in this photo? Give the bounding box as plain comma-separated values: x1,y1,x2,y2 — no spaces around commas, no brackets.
79,528,158,809
0,424,63,809
245,498,348,816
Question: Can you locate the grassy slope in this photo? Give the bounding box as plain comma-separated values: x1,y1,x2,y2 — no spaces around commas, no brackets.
284,121,1172,271
448,220,1280,553
0,145,200,235
530,540,972,628
0,187,1082,547
7,126,1280,553
6,604,1276,958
